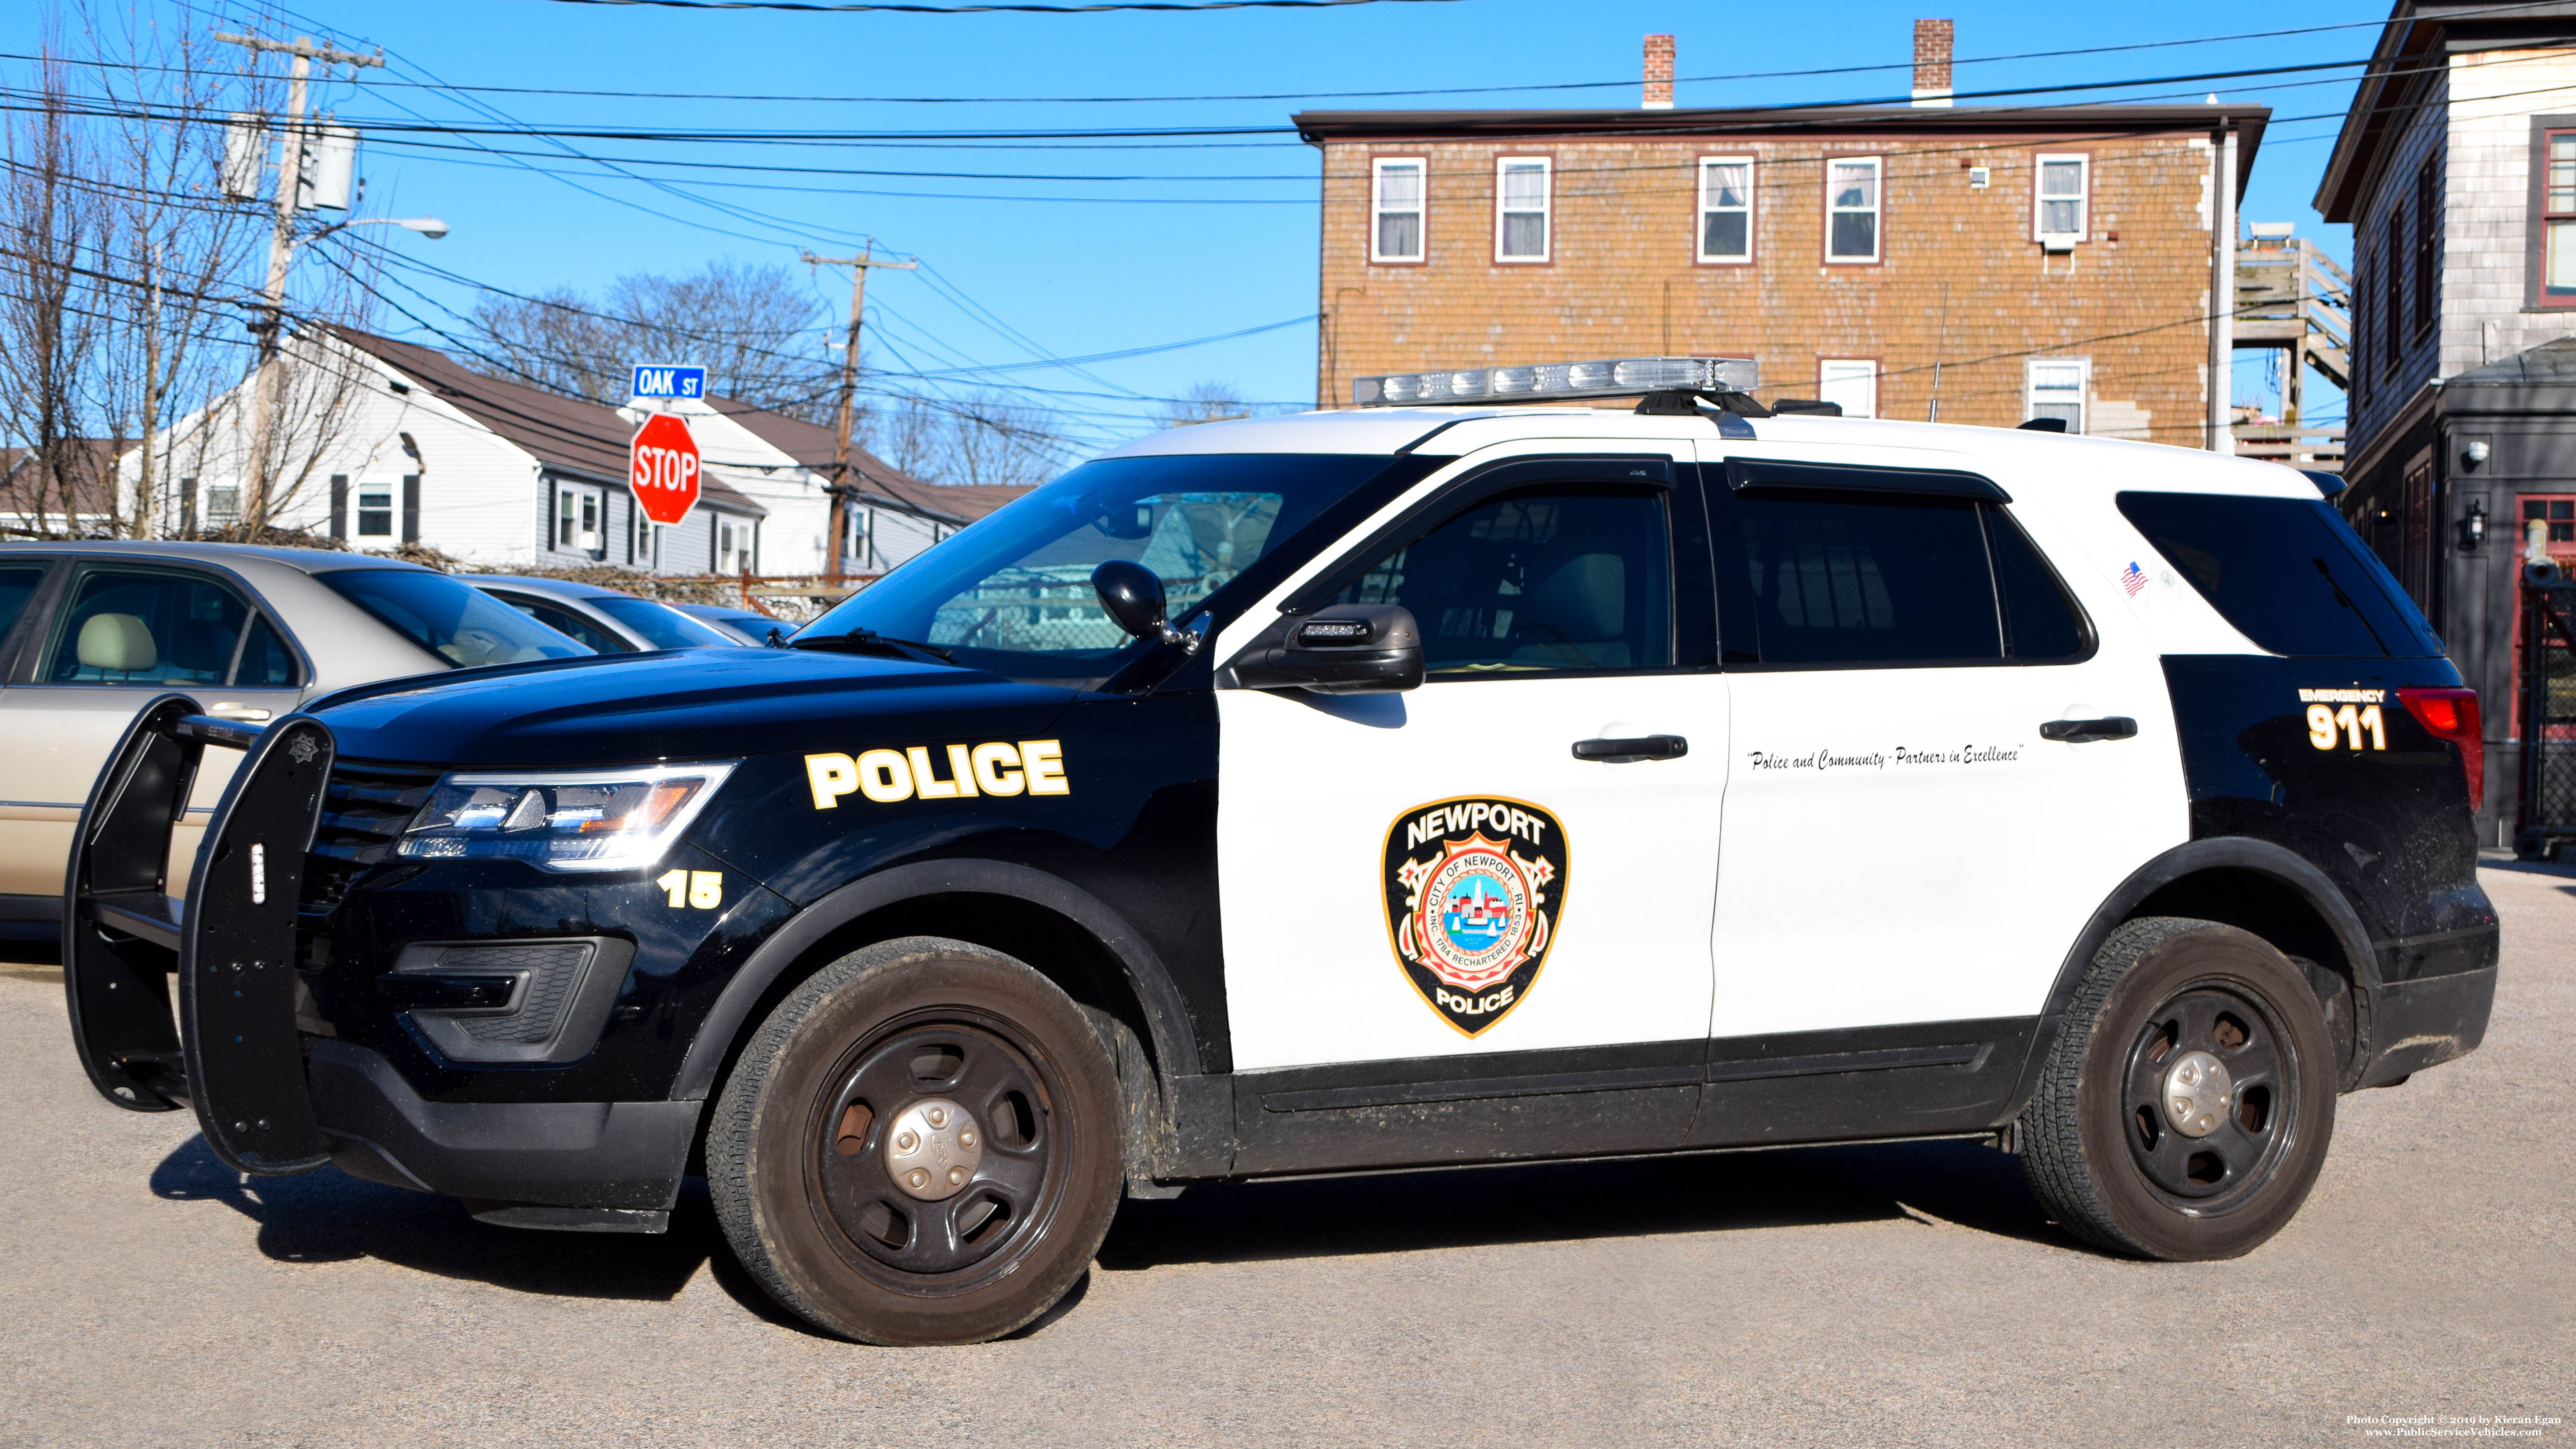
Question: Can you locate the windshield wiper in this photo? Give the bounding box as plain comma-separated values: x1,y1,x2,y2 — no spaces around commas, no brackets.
787,628,956,663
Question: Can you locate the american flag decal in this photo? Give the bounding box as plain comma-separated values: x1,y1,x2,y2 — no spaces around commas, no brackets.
2121,562,2148,597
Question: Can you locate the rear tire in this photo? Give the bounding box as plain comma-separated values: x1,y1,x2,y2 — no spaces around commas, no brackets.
708,936,1123,1344
2018,917,2337,1261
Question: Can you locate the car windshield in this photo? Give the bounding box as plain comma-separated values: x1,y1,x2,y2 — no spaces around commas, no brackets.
589,595,740,649
801,453,1400,684
321,569,593,668
698,610,781,645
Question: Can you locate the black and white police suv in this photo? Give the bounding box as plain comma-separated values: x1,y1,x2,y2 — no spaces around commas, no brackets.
62,356,2495,1344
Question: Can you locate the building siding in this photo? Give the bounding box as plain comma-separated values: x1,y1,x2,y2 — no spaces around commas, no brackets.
1316,127,2231,445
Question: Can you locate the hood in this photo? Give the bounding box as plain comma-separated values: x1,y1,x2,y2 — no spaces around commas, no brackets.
309,647,1075,769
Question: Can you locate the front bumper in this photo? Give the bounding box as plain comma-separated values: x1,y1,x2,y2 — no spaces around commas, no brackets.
312,1039,697,1227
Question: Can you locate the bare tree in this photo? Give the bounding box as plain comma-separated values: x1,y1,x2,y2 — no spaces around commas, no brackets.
0,46,105,537
1157,381,1251,429
472,259,834,419
863,388,1069,489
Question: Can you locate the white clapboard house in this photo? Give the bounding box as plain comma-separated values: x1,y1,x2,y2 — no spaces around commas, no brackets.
125,328,1022,575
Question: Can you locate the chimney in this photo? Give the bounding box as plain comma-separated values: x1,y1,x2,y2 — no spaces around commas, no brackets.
1912,19,1953,108
1643,34,1674,110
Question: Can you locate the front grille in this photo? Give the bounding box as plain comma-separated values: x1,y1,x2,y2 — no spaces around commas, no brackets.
299,758,442,937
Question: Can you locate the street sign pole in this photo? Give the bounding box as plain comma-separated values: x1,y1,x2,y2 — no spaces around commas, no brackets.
804,242,916,585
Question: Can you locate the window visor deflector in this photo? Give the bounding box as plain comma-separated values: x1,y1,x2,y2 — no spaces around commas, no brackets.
1723,457,2010,504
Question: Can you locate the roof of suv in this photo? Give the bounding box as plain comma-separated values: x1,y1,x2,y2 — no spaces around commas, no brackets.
0,540,439,574
1099,406,2318,494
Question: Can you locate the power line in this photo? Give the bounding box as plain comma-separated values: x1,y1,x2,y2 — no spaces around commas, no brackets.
0,3,2565,105
517,0,1480,12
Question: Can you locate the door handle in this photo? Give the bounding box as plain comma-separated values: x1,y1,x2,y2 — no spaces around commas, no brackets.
1572,734,1689,763
2039,716,2137,743
207,703,272,722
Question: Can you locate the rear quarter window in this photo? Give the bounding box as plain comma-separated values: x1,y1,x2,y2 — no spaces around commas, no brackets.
2116,491,2443,658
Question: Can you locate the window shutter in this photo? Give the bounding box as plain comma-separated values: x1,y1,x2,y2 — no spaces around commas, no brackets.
401,474,421,543
329,474,348,540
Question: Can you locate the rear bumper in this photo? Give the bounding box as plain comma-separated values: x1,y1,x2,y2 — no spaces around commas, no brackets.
310,1039,699,1219
2358,963,2497,1087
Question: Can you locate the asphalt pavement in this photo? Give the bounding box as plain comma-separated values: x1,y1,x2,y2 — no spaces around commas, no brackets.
0,863,2566,1447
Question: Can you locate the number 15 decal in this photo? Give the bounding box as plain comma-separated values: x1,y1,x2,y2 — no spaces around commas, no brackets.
657,869,723,909
2307,703,2387,752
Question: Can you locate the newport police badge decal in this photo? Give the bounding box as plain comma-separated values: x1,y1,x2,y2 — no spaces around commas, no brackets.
1382,797,1569,1036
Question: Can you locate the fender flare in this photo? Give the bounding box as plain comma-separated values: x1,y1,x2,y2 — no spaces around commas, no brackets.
2004,836,2380,1115
670,858,1205,1102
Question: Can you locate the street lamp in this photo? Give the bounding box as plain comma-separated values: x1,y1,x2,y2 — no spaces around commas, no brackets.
311,215,450,241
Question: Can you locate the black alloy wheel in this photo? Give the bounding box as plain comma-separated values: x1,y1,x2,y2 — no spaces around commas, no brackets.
710,937,1124,1344
2018,916,2338,1261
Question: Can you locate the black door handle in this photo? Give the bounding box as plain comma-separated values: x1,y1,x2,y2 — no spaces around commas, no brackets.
2039,716,2138,743
1573,734,1689,763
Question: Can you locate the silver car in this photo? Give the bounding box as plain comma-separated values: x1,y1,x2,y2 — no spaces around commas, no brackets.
463,576,746,653
672,601,787,647
0,542,590,934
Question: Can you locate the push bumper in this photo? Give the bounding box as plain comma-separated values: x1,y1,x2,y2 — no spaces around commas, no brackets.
62,697,694,1230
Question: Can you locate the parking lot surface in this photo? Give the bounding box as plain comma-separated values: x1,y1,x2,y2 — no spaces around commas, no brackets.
1,863,2567,1448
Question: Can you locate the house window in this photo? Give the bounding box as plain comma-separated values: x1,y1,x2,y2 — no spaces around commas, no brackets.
203,481,240,528
2413,157,2438,339
716,516,751,576
2541,127,2576,308
1698,156,1753,262
1494,156,1550,262
1371,157,1425,263
2026,358,2089,434
632,506,660,568
2034,153,2088,245
1826,157,1881,262
555,483,601,553
1817,359,1879,418
357,481,394,537
2381,210,2404,378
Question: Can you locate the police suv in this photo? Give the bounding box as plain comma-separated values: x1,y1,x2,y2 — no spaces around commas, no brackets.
62,357,2496,1346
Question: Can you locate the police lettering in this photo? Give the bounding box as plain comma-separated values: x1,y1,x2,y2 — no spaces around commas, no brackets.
806,739,1068,808
1434,983,1517,1016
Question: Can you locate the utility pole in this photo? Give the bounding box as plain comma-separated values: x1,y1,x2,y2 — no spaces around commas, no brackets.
215,31,382,532
804,242,915,584
2209,122,2240,455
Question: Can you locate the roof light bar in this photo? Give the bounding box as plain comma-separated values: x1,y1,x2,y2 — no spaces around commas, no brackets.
1351,355,1760,407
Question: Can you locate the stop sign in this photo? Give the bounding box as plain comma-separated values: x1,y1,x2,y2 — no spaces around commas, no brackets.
629,412,701,526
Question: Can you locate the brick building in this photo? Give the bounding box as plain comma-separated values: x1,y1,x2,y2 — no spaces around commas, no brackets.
1298,26,2266,445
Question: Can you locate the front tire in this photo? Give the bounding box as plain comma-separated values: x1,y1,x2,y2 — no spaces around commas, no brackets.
709,937,1123,1344
2018,917,2337,1260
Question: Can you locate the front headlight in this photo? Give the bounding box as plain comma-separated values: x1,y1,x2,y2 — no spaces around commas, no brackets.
398,762,738,872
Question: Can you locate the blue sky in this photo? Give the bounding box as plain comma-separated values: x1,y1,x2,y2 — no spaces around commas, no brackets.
20,0,2385,449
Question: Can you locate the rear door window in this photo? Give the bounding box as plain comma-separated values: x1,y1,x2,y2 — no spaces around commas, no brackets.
2116,492,2442,658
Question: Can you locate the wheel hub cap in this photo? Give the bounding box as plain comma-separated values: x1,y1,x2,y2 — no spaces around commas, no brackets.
884,1097,982,1201
2162,1050,2233,1139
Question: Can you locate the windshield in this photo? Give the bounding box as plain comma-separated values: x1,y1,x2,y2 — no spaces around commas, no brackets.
322,569,593,668
801,453,1401,683
590,595,741,649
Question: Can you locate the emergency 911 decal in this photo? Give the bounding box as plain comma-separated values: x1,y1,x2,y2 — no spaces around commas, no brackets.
2300,688,2388,751
1381,797,1569,1037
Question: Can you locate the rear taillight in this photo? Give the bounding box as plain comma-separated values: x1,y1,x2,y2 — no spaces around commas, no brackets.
2397,686,2482,807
